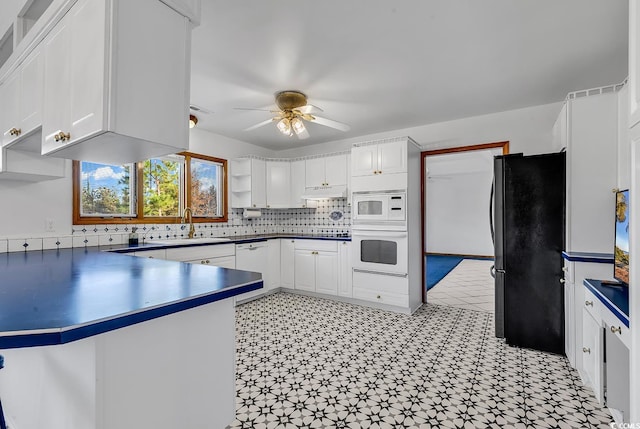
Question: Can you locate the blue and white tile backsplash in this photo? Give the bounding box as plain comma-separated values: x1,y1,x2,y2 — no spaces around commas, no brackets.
0,199,351,253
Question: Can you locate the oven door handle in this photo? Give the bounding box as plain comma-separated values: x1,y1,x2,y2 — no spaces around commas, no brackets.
353,268,408,278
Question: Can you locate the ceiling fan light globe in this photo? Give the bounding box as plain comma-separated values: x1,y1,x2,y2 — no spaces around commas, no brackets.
291,117,306,135
277,118,291,135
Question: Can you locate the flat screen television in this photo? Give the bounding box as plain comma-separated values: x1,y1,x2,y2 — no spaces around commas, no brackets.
614,189,629,286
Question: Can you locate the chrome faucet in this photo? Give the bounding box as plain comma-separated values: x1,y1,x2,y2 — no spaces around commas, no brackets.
182,207,195,239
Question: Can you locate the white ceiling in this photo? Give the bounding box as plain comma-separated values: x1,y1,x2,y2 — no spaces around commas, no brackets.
189,0,628,151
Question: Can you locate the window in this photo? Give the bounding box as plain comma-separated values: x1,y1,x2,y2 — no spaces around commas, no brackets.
73,152,227,224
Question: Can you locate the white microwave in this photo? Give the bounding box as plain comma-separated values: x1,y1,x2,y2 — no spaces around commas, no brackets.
352,191,406,226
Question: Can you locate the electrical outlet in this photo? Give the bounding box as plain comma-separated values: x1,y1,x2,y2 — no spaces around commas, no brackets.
45,218,55,232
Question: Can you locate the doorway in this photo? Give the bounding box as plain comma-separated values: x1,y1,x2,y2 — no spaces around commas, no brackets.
421,142,509,312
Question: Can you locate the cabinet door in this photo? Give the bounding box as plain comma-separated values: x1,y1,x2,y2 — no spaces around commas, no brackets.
351,145,377,176
315,251,338,295
1,72,21,146
208,255,235,269
324,154,347,186
338,241,352,297
290,160,307,207
582,308,603,402
266,161,290,208
19,48,43,137
250,159,266,208
266,239,281,290
280,239,295,288
68,0,106,143
378,141,407,174
305,157,326,187
630,0,640,128
294,250,316,291
42,13,72,153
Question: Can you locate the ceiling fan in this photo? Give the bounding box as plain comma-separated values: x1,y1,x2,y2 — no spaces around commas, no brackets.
238,90,350,139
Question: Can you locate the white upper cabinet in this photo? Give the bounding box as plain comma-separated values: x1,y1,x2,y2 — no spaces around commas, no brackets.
1,46,43,148
1,72,21,146
305,154,347,187
290,159,309,208
266,160,290,208
231,158,266,208
630,0,640,129
352,140,407,177
40,0,191,164
18,48,43,139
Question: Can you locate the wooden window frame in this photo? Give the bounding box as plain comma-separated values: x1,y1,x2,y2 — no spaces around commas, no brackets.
73,151,228,225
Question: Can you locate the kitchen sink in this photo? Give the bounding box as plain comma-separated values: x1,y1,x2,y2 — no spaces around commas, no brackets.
145,237,230,246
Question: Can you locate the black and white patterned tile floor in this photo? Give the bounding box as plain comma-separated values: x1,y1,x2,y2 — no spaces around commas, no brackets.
229,293,612,429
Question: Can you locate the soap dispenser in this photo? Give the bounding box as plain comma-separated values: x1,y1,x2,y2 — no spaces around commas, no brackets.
128,227,139,245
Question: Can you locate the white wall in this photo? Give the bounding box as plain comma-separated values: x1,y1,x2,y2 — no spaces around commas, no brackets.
275,101,563,157
425,149,501,256
0,161,72,237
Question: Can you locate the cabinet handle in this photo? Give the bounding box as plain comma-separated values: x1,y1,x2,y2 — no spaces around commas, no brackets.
559,278,565,284
373,171,378,175
378,170,382,174
9,127,21,136
201,260,206,264
252,204,256,208
206,260,210,264
148,256,154,259
54,131,71,142
376,295,381,299
582,347,591,354
611,326,622,335
585,301,593,307
267,205,270,208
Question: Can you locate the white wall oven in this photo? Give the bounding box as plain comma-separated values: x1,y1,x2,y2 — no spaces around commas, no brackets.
352,229,408,277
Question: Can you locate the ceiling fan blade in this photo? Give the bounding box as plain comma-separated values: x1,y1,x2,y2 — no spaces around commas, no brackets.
308,115,350,132
296,104,324,114
295,127,310,140
244,118,276,131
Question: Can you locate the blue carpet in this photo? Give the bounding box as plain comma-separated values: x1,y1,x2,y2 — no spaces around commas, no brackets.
426,255,464,290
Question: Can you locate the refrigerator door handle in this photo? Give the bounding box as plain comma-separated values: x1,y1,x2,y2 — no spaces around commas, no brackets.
490,265,496,279
496,268,506,274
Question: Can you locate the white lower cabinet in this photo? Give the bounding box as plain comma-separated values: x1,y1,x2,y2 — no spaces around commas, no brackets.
186,255,235,269
294,250,317,291
352,270,409,307
582,305,604,402
294,240,338,293
315,252,338,295
338,241,352,297
266,239,281,290
280,239,295,289
165,244,236,263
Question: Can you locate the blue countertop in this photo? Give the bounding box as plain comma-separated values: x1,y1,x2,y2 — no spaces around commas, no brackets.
584,279,629,327
0,248,262,349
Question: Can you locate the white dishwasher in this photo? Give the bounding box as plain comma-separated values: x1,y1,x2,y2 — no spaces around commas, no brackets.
235,241,268,301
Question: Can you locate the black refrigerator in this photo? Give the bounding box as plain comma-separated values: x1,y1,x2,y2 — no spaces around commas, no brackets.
493,152,565,354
